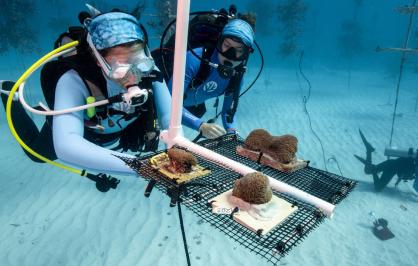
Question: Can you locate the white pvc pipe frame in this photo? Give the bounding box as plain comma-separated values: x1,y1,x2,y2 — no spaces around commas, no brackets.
160,0,335,218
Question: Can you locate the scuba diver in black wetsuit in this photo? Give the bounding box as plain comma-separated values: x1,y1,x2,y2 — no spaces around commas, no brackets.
354,130,418,192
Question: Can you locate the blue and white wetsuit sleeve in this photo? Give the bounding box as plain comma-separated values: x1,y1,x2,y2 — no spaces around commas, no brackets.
52,70,136,175
168,51,204,131
152,78,171,130
221,78,243,131
182,106,203,131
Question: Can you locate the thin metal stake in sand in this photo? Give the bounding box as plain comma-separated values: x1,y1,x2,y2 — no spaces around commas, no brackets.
376,0,418,146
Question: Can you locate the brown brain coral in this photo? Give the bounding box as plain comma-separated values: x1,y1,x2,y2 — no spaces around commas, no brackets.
244,129,298,164
266,135,298,163
167,148,197,173
232,172,273,204
244,129,272,151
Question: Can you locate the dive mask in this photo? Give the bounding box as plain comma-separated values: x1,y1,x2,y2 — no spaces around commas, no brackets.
216,36,252,61
87,34,155,85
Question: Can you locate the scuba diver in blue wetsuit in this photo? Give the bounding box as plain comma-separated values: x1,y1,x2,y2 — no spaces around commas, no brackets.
163,13,256,139
1,7,171,177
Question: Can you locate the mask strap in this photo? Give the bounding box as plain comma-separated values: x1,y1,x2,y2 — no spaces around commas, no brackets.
144,45,152,58
86,34,112,77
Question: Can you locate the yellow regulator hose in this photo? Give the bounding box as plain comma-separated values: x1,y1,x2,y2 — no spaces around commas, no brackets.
5,41,84,176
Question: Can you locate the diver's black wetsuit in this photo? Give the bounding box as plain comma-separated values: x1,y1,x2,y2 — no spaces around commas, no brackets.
354,130,416,192
364,157,415,191
1,81,56,162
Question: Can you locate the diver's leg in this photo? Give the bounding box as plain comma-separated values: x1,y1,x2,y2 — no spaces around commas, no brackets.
1,81,51,163
359,129,375,162
373,171,396,192
354,154,377,174
355,129,379,174
372,160,398,192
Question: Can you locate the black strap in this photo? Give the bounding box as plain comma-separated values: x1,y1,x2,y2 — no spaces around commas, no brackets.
85,79,106,101
41,56,107,108
111,80,160,153
225,78,241,123
54,26,90,59
54,26,84,49
139,77,160,135
187,47,214,92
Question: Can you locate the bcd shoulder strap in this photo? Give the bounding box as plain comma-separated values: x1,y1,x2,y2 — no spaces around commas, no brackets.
187,46,214,92
224,69,244,123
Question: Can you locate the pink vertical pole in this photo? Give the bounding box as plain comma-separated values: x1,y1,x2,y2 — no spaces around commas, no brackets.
168,0,191,140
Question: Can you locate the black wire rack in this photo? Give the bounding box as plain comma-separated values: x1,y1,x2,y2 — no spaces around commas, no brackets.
118,134,357,265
